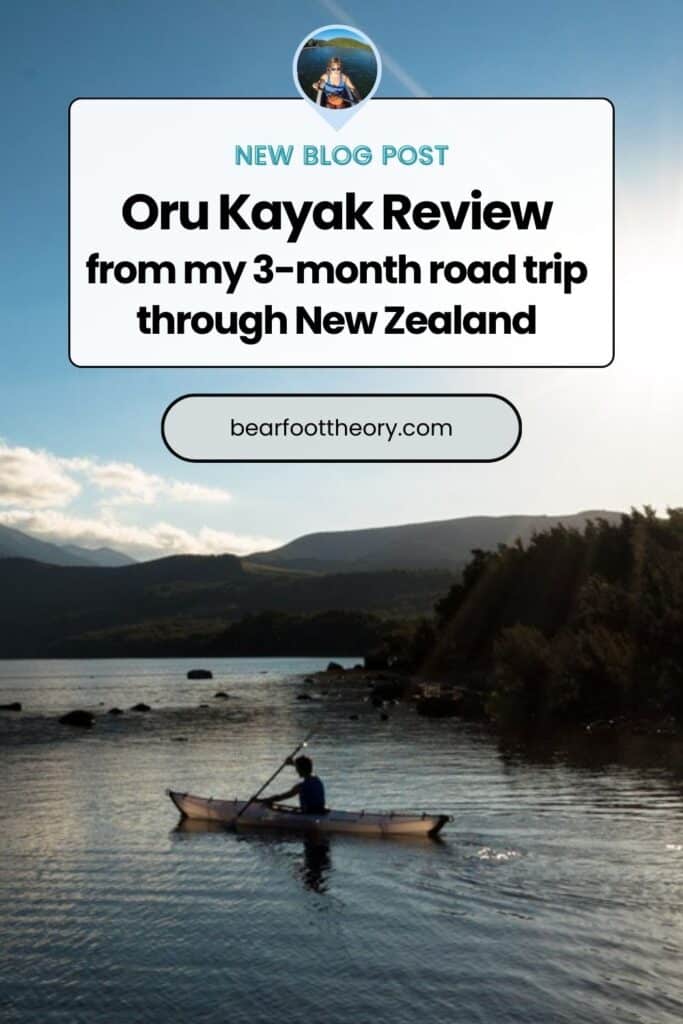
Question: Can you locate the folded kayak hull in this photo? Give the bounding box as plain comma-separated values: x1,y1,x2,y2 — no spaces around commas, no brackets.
168,790,449,837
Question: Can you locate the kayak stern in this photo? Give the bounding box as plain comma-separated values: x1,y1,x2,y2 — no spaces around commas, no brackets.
428,814,451,837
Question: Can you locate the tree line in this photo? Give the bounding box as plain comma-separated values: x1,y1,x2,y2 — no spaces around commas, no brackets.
401,509,683,726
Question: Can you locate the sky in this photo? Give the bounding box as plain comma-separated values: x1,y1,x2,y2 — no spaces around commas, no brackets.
1,0,682,559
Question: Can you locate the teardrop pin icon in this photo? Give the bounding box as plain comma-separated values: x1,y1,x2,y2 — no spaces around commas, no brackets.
292,24,382,131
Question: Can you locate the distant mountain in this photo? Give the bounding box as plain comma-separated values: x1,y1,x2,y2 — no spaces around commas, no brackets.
60,545,136,567
248,512,623,573
0,523,92,566
0,524,135,568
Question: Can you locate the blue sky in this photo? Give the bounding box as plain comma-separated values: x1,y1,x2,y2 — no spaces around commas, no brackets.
1,0,682,557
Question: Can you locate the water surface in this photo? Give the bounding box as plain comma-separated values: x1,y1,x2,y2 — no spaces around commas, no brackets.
1,658,683,1023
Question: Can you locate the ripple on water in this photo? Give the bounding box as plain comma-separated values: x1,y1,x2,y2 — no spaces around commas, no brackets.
1,658,683,1024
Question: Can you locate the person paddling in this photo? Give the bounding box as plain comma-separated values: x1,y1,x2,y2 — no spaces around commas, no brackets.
313,57,360,109
259,755,326,814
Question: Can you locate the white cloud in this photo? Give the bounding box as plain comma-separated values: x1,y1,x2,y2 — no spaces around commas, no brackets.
165,481,233,503
0,441,279,559
0,508,278,559
0,441,81,508
61,456,233,505
0,442,231,510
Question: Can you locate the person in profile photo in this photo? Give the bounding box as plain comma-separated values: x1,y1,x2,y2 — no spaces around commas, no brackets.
313,56,361,109
295,25,380,111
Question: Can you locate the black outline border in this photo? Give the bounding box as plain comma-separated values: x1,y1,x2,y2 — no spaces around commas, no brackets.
161,392,522,464
68,97,615,370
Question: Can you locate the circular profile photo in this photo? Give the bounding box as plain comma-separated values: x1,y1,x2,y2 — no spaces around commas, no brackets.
294,24,381,111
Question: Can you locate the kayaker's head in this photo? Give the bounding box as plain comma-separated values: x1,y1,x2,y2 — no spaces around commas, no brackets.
326,57,343,73
294,755,313,778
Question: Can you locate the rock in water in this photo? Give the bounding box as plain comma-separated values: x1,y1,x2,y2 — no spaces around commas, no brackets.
371,680,411,702
130,703,151,712
0,702,21,711
296,693,313,701
187,669,213,680
108,707,124,715
326,662,344,672
59,709,94,728
416,696,460,718
213,691,230,699
364,650,390,671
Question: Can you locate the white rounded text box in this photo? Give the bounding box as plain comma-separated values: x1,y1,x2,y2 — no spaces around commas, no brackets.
162,394,522,462
70,98,613,368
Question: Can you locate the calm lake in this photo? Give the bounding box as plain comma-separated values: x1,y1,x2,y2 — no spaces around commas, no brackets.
2,658,683,1023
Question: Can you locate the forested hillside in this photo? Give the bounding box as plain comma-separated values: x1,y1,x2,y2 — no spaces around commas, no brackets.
415,509,683,725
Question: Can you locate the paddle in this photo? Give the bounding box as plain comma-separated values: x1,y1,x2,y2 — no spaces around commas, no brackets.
233,725,318,824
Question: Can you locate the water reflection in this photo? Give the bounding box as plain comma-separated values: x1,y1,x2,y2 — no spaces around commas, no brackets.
298,837,331,892
4,658,683,1024
173,818,230,837
496,725,683,777
173,819,333,893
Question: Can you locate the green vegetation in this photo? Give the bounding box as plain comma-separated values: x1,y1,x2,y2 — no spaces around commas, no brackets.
303,37,371,51
41,610,407,659
211,610,409,657
415,509,683,728
0,555,453,657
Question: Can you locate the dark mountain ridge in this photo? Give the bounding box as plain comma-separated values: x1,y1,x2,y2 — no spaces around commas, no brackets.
249,511,622,572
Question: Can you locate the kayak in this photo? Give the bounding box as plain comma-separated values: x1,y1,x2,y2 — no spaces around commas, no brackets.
167,790,449,837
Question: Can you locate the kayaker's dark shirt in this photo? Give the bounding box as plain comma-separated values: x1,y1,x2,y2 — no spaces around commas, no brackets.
299,775,325,814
